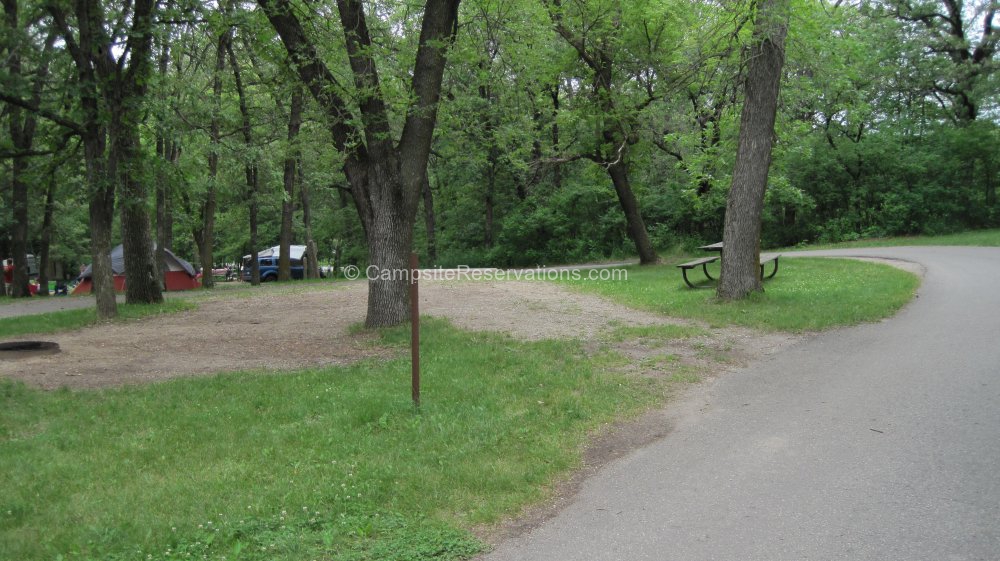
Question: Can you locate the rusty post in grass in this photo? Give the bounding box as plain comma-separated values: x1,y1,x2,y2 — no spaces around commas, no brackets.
410,252,420,408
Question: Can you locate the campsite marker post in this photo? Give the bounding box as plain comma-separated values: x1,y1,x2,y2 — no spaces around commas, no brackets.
410,253,420,408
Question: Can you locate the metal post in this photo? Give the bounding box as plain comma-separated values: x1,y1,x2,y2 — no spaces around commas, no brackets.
409,252,420,408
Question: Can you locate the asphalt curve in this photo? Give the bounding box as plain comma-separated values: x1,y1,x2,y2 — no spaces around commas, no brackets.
480,247,1000,561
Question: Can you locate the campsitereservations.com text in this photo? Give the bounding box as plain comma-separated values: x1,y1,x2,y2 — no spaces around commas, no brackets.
341,264,627,283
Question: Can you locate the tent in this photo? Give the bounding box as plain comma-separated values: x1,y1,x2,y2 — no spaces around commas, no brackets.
73,245,200,295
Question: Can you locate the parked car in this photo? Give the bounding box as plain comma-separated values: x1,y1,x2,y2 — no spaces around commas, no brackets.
241,257,305,282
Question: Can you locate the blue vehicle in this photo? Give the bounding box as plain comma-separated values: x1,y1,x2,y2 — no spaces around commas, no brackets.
242,256,305,282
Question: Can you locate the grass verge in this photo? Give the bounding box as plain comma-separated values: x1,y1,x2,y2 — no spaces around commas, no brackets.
0,319,667,561
562,258,919,332
783,228,1000,250
0,300,196,338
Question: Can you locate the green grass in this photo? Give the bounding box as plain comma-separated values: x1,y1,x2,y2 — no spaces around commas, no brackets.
562,258,919,332
0,300,196,338
0,319,665,561
783,228,1000,250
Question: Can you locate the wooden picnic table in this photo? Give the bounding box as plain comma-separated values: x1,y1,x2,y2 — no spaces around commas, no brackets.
676,242,781,288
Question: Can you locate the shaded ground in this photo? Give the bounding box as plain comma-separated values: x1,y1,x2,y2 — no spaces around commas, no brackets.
0,280,795,390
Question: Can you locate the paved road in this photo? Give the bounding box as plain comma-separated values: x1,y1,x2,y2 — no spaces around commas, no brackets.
481,247,1000,561
0,294,125,319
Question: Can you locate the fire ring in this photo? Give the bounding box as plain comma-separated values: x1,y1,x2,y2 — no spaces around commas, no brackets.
0,341,61,359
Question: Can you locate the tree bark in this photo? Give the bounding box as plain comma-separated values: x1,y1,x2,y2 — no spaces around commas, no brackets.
551,83,562,190
717,0,788,300
195,30,230,289
3,1,53,298
259,0,460,326
423,173,437,265
103,0,162,304
155,135,168,289
36,170,57,296
608,161,658,264
154,30,171,290
8,143,31,298
50,0,162,307
278,86,304,281
227,36,260,286
114,97,163,304
299,159,320,279
48,1,118,318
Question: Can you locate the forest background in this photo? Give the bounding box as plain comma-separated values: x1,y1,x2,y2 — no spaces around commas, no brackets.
1,0,997,285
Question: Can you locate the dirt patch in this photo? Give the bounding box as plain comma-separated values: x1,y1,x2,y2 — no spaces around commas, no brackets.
420,280,683,340
1,280,796,390
0,287,385,389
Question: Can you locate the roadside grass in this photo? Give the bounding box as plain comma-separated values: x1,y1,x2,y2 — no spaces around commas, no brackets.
0,300,195,338
562,258,919,332
783,228,1000,250
0,319,667,561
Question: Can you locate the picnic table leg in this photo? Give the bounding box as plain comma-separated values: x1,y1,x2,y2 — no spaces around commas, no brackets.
760,257,779,280
682,268,697,289
702,262,715,281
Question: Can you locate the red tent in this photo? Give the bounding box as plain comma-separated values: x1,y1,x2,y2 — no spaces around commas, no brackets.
73,245,200,295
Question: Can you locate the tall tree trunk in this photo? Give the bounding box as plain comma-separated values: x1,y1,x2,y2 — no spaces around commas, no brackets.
551,83,561,190
155,135,168,288
197,30,230,289
164,144,176,251
248,163,260,285
81,101,117,317
717,0,788,300
278,86,304,281
154,31,171,289
3,2,53,298
299,161,320,279
89,181,118,318
485,163,495,248
607,161,657,264
113,101,163,304
47,1,123,318
986,158,997,210
333,186,351,276
36,170,57,296
423,173,437,265
156,140,178,281
479,74,497,248
260,0,461,327
8,148,31,298
227,37,260,286
104,0,162,304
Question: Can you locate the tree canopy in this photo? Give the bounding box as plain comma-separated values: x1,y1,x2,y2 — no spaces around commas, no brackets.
1,0,998,315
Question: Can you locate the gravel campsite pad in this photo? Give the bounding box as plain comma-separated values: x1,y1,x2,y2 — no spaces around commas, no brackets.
0,280,796,390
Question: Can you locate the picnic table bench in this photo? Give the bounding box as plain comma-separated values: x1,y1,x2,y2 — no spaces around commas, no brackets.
677,255,720,288
676,244,780,288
